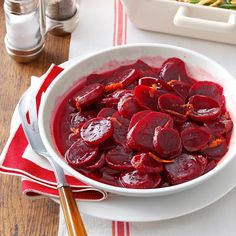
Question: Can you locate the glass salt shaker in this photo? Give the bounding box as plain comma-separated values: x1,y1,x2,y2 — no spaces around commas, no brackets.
4,0,45,62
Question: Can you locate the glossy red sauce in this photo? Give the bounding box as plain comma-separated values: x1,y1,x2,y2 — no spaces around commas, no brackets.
53,58,233,189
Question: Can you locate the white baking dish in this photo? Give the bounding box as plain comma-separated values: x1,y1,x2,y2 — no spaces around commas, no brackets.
122,0,236,44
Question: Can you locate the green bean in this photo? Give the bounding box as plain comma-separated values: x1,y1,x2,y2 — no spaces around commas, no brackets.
219,3,236,9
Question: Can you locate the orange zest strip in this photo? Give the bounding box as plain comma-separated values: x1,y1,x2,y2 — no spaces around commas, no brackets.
148,152,174,163
105,83,123,92
70,127,80,134
223,111,230,119
167,80,177,86
184,103,194,116
149,86,158,98
207,138,224,149
75,99,81,112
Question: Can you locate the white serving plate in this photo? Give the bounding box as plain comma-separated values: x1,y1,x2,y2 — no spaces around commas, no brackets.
53,57,236,222
12,52,236,222
122,0,236,45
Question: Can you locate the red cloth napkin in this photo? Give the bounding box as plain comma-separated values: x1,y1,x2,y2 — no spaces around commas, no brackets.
0,65,106,201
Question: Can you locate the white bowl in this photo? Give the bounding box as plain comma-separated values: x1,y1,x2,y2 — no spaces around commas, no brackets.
39,44,236,197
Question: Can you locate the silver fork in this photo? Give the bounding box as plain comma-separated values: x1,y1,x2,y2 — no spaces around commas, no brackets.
18,89,87,236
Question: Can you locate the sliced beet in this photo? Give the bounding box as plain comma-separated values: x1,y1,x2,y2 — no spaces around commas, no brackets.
65,139,98,167
168,80,191,101
188,95,221,122
98,89,132,109
127,112,173,151
110,112,130,146
134,85,158,110
85,152,106,170
153,127,182,159
204,113,233,137
189,81,223,104
72,83,105,109
99,138,116,151
81,118,113,145
86,73,106,85
88,166,121,186
97,107,116,118
164,153,207,185
106,146,134,171
70,110,97,131
204,160,218,174
105,68,140,91
138,77,159,86
132,60,158,77
159,58,195,85
131,153,163,173
67,132,81,147
158,93,188,123
174,121,198,133
201,138,228,159
119,170,161,189
117,94,141,119
139,77,174,92
128,110,152,131
181,127,211,152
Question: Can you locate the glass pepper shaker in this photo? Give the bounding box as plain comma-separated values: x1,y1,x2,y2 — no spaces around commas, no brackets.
4,0,45,62
46,0,80,36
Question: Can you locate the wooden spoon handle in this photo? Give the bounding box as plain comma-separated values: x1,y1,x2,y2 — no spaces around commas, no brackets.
58,185,87,236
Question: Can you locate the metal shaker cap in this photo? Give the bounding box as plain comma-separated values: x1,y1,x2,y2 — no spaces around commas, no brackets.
4,0,38,14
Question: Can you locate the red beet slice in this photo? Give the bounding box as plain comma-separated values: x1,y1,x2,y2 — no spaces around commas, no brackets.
168,80,191,101
132,60,158,77
204,113,233,137
127,112,173,151
188,95,221,122
119,170,161,189
139,76,175,96
85,152,106,170
189,81,223,104
110,112,130,146
118,94,141,119
81,118,113,145
138,77,159,86
99,138,116,151
128,110,152,131
158,94,188,123
98,89,133,109
201,138,228,159
159,58,195,85
85,166,121,187
97,108,116,118
67,132,81,147
134,85,158,110
164,153,207,185
134,59,152,69
181,127,211,152
105,68,140,91
106,146,134,171
204,160,218,174
72,83,105,109
70,110,97,131
131,153,163,173
65,139,98,167
153,127,182,159
174,121,198,133
86,73,106,85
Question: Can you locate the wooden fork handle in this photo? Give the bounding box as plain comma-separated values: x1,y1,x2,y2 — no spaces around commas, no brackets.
58,185,87,236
